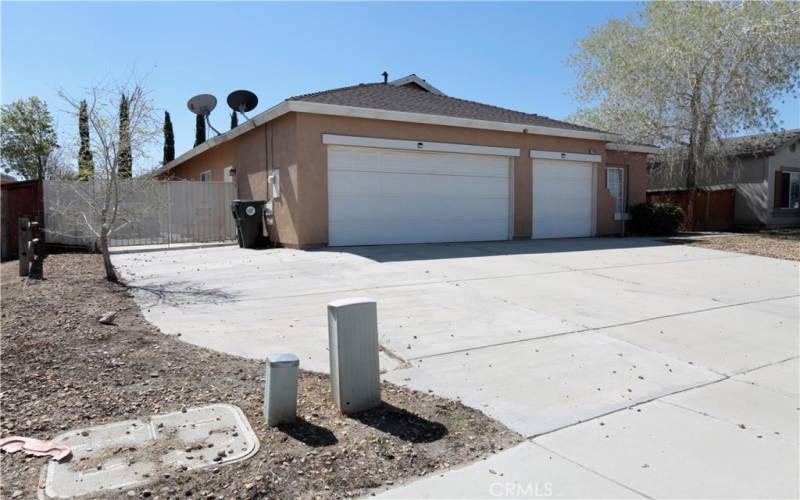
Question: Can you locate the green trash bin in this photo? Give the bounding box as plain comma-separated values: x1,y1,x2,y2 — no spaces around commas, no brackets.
231,200,266,248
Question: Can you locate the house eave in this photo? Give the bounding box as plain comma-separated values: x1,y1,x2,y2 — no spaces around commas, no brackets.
155,100,622,175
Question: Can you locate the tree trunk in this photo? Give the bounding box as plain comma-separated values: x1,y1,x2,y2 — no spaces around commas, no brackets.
99,225,117,282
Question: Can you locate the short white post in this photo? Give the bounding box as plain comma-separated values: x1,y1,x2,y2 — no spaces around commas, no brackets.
328,297,381,414
264,353,299,426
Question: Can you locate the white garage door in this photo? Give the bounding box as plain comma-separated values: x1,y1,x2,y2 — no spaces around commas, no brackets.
328,146,511,246
532,159,594,239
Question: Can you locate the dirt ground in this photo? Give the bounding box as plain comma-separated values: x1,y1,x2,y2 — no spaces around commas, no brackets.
666,228,800,261
0,254,521,499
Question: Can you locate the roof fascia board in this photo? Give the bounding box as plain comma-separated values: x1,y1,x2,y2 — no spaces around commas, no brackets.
388,75,446,96
151,101,292,177
606,142,660,154
323,134,521,157
531,150,602,163
157,100,622,175
290,101,619,142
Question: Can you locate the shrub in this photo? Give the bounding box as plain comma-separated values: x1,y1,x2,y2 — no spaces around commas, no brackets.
629,202,684,235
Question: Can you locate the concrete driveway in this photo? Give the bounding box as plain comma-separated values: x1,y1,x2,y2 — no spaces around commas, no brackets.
115,238,799,499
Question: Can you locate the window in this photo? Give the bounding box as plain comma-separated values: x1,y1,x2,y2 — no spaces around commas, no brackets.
199,170,212,182
779,171,800,209
223,166,234,183
606,167,625,215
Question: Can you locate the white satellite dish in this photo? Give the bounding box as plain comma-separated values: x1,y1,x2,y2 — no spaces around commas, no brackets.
187,94,217,116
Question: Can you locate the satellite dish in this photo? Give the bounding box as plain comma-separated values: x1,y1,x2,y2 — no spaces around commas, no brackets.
227,90,258,113
187,94,217,116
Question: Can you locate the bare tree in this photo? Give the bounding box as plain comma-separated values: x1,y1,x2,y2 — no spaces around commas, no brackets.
57,79,160,281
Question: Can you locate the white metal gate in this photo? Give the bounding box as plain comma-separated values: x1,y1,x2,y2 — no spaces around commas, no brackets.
43,180,237,247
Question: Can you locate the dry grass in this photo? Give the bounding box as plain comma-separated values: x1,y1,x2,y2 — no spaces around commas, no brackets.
667,228,800,261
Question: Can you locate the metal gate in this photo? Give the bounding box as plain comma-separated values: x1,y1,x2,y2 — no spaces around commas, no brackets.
44,180,237,247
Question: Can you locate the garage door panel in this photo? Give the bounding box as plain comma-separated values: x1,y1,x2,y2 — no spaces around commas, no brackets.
329,170,509,198
532,160,594,239
328,146,511,246
330,196,509,223
330,219,510,246
330,149,508,178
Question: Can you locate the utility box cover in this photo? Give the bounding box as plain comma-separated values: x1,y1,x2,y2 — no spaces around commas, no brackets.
40,404,258,498
328,297,381,414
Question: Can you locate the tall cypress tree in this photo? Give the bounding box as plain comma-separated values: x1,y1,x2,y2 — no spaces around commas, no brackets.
230,110,238,130
194,114,206,147
78,100,94,180
117,94,132,178
163,111,175,164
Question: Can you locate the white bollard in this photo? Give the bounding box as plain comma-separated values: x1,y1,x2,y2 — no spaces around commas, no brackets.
264,353,299,426
328,297,381,414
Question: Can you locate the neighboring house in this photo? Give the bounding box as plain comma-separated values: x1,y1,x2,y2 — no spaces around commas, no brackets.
154,74,657,248
649,130,800,226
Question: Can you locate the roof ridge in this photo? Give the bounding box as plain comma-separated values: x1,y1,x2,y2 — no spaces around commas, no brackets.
288,81,384,101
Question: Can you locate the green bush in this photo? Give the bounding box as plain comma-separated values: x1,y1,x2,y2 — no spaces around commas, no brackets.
629,202,684,235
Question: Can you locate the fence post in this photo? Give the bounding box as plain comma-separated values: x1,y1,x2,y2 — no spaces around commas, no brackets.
18,218,29,277
166,182,172,246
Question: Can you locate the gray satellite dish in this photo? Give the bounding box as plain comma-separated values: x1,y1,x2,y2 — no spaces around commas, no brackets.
187,94,221,136
227,90,258,113
187,94,217,116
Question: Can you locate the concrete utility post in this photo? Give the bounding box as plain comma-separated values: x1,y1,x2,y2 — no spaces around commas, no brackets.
327,297,381,414
264,353,299,426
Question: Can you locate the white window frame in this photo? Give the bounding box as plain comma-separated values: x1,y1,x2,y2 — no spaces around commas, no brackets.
199,170,212,182
606,166,625,218
787,171,800,209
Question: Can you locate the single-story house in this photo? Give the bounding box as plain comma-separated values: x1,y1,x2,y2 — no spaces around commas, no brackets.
154,74,658,248
648,130,800,227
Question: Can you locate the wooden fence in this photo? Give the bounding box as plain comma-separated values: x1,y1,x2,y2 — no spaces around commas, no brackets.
646,188,736,231
1,180,44,260
43,180,236,248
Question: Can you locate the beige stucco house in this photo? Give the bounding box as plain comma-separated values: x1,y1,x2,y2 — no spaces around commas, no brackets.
649,130,800,227
154,74,657,248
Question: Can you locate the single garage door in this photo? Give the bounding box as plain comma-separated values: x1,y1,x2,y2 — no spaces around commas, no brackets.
328,145,511,246
532,159,594,239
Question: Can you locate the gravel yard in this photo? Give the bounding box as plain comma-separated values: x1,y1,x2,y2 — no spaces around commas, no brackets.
667,228,800,261
0,254,520,499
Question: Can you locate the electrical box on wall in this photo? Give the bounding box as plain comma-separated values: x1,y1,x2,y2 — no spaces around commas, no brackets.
268,170,280,199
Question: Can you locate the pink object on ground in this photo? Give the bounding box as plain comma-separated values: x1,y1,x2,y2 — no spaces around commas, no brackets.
0,436,72,462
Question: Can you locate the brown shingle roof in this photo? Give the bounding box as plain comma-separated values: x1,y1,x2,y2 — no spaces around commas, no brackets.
289,82,607,134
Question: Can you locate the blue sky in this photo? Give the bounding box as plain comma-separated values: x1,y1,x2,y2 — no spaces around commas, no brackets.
3,1,799,171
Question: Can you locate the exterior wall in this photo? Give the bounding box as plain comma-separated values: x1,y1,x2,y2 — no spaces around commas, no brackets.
605,150,649,235
767,139,800,226
162,112,651,248
163,139,236,182
293,112,648,246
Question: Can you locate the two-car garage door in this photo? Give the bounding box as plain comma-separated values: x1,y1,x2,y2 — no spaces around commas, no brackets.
328,145,511,246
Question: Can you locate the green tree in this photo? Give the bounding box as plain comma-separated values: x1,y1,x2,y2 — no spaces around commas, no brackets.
0,97,59,179
230,110,238,130
194,114,206,147
569,2,800,193
117,94,132,178
78,99,94,180
163,111,175,164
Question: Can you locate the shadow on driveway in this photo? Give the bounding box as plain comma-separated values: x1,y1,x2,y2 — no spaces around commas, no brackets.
314,237,669,263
